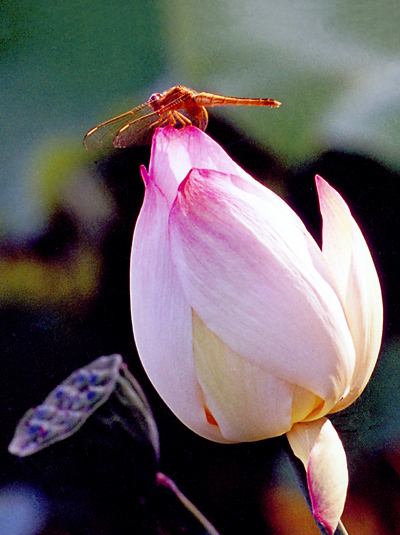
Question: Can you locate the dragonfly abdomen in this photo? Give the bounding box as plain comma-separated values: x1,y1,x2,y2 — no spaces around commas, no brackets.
195,93,281,108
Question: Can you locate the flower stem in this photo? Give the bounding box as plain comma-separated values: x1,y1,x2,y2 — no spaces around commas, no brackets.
278,436,349,535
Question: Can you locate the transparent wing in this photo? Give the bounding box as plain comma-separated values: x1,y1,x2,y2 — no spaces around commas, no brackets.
113,107,209,147
83,102,158,150
112,111,164,147
113,99,208,147
83,91,210,150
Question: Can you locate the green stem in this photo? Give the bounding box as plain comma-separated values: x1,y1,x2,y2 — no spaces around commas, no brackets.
278,436,349,535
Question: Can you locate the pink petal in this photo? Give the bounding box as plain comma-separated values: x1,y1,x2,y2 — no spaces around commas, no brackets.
169,167,356,407
130,166,227,442
316,176,383,411
148,126,262,207
287,418,348,534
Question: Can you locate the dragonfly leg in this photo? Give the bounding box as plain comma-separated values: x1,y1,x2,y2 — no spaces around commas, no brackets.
173,111,192,127
150,111,176,128
167,111,177,126
149,110,193,133
146,113,169,131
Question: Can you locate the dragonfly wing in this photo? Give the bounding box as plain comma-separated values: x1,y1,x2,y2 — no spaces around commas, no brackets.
83,102,151,150
113,111,162,147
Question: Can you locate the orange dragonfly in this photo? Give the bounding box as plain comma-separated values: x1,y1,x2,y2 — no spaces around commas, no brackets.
83,85,281,150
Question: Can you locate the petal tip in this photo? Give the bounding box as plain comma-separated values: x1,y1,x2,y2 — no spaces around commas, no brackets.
140,164,150,186
308,497,338,535
287,420,347,535
315,174,329,193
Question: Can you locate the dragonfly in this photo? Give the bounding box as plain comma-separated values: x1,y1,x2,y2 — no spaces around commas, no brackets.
83,85,281,150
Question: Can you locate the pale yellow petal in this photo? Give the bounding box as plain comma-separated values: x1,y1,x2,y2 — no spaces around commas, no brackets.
192,310,294,441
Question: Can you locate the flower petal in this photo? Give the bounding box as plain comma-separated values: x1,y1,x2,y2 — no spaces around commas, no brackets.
149,126,259,207
316,176,383,411
192,310,295,441
169,168,356,407
286,418,348,535
130,166,227,442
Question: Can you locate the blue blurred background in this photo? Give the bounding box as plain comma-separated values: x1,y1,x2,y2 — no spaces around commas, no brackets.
1,1,400,534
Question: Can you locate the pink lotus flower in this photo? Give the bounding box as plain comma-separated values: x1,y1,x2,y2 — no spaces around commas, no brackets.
130,126,383,534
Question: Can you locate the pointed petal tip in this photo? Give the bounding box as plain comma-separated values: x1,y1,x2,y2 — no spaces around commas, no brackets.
311,504,338,534
315,174,352,223
140,164,150,186
287,419,348,535
307,423,348,534
315,175,333,198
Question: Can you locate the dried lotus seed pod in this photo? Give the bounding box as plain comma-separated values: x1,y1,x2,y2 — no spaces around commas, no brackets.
8,354,158,458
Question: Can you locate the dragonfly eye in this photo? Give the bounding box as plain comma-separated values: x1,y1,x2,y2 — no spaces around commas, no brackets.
148,93,162,111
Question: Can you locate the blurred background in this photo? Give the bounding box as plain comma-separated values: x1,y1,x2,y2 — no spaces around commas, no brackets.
1,1,400,533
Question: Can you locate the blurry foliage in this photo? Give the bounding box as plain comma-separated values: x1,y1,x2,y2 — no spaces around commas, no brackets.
331,0,400,55
162,0,400,168
0,0,165,95
0,0,165,239
0,141,114,309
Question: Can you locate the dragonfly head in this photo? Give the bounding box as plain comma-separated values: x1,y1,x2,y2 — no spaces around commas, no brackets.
148,92,163,112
